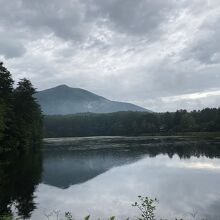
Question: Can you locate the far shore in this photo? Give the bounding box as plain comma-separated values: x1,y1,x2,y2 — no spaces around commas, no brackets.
43,132,220,145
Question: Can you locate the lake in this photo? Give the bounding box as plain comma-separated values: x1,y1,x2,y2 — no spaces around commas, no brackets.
1,136,220,219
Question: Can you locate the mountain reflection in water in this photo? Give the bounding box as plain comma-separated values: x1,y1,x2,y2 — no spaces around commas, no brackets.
42,137,220,188
1,137,220,219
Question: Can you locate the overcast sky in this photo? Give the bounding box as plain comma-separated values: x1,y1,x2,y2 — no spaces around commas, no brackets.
0,0,220,112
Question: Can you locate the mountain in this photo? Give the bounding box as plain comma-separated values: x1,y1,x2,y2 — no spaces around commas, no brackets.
34,84,150,115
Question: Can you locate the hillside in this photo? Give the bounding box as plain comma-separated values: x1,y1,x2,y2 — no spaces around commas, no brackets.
35,85,149,115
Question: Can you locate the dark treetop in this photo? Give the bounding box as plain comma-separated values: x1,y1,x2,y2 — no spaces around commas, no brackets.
0,62,42,151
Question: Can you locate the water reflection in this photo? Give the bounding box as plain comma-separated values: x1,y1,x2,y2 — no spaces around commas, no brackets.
36,137,220,219
1,137,220,219
43,137,220,188
0,150,42,219
35,155,220,220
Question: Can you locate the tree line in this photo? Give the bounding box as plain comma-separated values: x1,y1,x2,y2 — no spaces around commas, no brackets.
43,108,220,137
0,62,42,151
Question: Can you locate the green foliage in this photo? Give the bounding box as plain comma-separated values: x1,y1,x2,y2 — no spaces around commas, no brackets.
0,102,6,140
0,214,13,220
0,62,15,147
0,62,42,151
65,212,73,220
43,108,220,138
16,195,209,220
132,196,158,220
180,114,196,131
0,62,14,101
85,215,90,220
13,78,42,148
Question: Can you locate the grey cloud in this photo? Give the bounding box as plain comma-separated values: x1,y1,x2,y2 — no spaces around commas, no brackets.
0,0,220,111
100,57,220,102
0,39,26,58
0,0,183,42
0,0,93,42
183,13,220,64
24,0,91,41
149,58,220,96
89,0,180,38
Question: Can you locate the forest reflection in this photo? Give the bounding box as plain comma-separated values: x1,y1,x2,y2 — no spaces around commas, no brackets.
0,148,42,219
42,139,220,188
1,138,220,218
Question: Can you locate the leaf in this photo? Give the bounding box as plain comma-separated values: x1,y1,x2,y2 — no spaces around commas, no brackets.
109,216,115,220
84,215,90,220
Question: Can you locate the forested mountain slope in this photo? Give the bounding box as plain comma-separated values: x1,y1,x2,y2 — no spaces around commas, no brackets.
35,85,149,115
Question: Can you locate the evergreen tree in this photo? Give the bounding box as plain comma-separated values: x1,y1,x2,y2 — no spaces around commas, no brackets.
0,62,42,151
14,78,42,149
0,103,6,140
0,62,14,148
0,62,14,100
180,114,197,131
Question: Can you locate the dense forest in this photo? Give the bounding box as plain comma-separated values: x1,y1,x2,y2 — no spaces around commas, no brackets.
1,62,219,140
44,108,220,137
0,62,42,151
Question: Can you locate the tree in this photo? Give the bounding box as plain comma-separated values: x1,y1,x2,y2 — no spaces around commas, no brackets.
181,114,197,131
0,62,14,101
0,62,14,147
13,78,42,149
0,103,6,140
163,112,173,132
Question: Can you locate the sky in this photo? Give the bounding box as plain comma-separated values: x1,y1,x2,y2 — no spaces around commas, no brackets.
0,0,220,112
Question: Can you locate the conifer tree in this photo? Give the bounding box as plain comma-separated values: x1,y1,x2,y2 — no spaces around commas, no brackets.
0,62,14,147
14,78,42,148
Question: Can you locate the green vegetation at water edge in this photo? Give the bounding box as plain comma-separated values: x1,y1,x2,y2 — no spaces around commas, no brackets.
0,196,209,220
43,108,220,138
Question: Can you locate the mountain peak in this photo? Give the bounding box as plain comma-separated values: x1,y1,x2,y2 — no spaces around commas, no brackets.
35,85,150,115
56,84,70,89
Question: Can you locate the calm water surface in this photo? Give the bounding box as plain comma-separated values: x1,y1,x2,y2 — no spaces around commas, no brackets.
1,136,220,219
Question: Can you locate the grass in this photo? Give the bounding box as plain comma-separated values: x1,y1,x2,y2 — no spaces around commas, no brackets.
0,196,210,220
